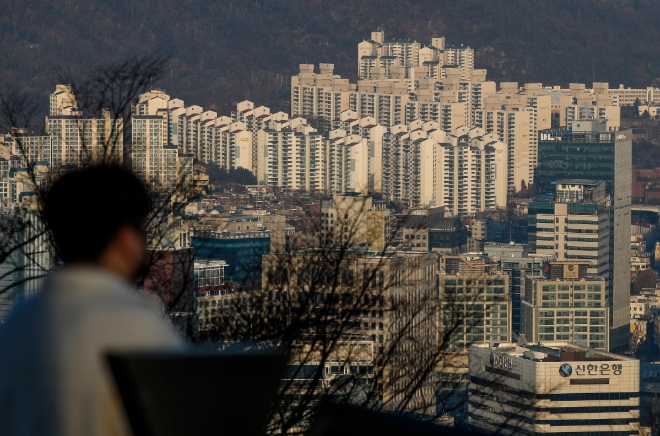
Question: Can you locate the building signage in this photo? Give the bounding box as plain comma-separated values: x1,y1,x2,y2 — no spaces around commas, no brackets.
563,264,579,279
559,363,572,377
558,363,623,377
490,352,513,370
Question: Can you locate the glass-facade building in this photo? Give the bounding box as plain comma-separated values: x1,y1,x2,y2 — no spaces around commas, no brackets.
192,231,271,283
535,123,631,352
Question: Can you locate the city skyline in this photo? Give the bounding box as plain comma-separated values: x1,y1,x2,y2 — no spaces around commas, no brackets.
1,14,660,436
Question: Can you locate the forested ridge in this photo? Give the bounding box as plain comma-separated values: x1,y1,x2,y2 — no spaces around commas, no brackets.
2,0,660,118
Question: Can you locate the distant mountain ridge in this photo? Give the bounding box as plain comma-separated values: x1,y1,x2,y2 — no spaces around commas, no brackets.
1,0,660,118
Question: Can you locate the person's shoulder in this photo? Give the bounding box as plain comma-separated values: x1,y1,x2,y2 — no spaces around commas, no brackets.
82,290,183,345
0,290,53,332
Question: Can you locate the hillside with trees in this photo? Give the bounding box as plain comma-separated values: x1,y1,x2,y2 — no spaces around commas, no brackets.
2,0,660,119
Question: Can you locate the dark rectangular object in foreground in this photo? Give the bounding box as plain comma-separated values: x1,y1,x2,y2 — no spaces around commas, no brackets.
107,345,286,436
310,402,478,436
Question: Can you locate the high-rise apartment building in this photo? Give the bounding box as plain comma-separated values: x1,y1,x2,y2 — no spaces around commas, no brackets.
332,113,387,192
475,91,552,192
357,31,475,81
44,111,124,168
131,115,192,192
256,120,326,192
1,96,122,171
133,91,282,173
381,125,507,212
325,129,370,195
473,108,534,193
232,100,290,174
522,260,609,350
565,104,620,132
49,84,79,116
0,208,52,321
291,64,491,130
536,120,632,352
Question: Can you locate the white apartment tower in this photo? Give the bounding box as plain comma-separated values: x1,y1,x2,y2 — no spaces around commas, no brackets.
357,32,475,81
382,124,507,213
133,91,261,173
45,110,123,168
131,115,192,192
326,129,369,195
256,121,326,192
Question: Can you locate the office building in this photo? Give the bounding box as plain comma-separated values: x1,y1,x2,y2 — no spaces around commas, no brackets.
468,342,640,435
262,249,438,415
536,121,632,352
320,193,389,250
467,219,492,252
194,260,228,290
528,180,610,283
195,282,241,331
191,230,272,283
484,242,549,337
438,254,511,350
521,260,609,350
640,362,660,428
142,247,195,316
400,209,467,254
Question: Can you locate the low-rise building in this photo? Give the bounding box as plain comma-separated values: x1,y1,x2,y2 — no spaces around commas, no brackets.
631,296,651,319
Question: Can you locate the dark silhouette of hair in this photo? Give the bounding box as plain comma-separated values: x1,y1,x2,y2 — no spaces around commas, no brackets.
44,166,151,263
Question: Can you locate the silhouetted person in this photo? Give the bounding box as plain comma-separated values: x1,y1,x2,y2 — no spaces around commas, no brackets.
0,166,183,436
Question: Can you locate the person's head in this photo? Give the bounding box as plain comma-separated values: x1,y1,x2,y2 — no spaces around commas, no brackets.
44,166,151,279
